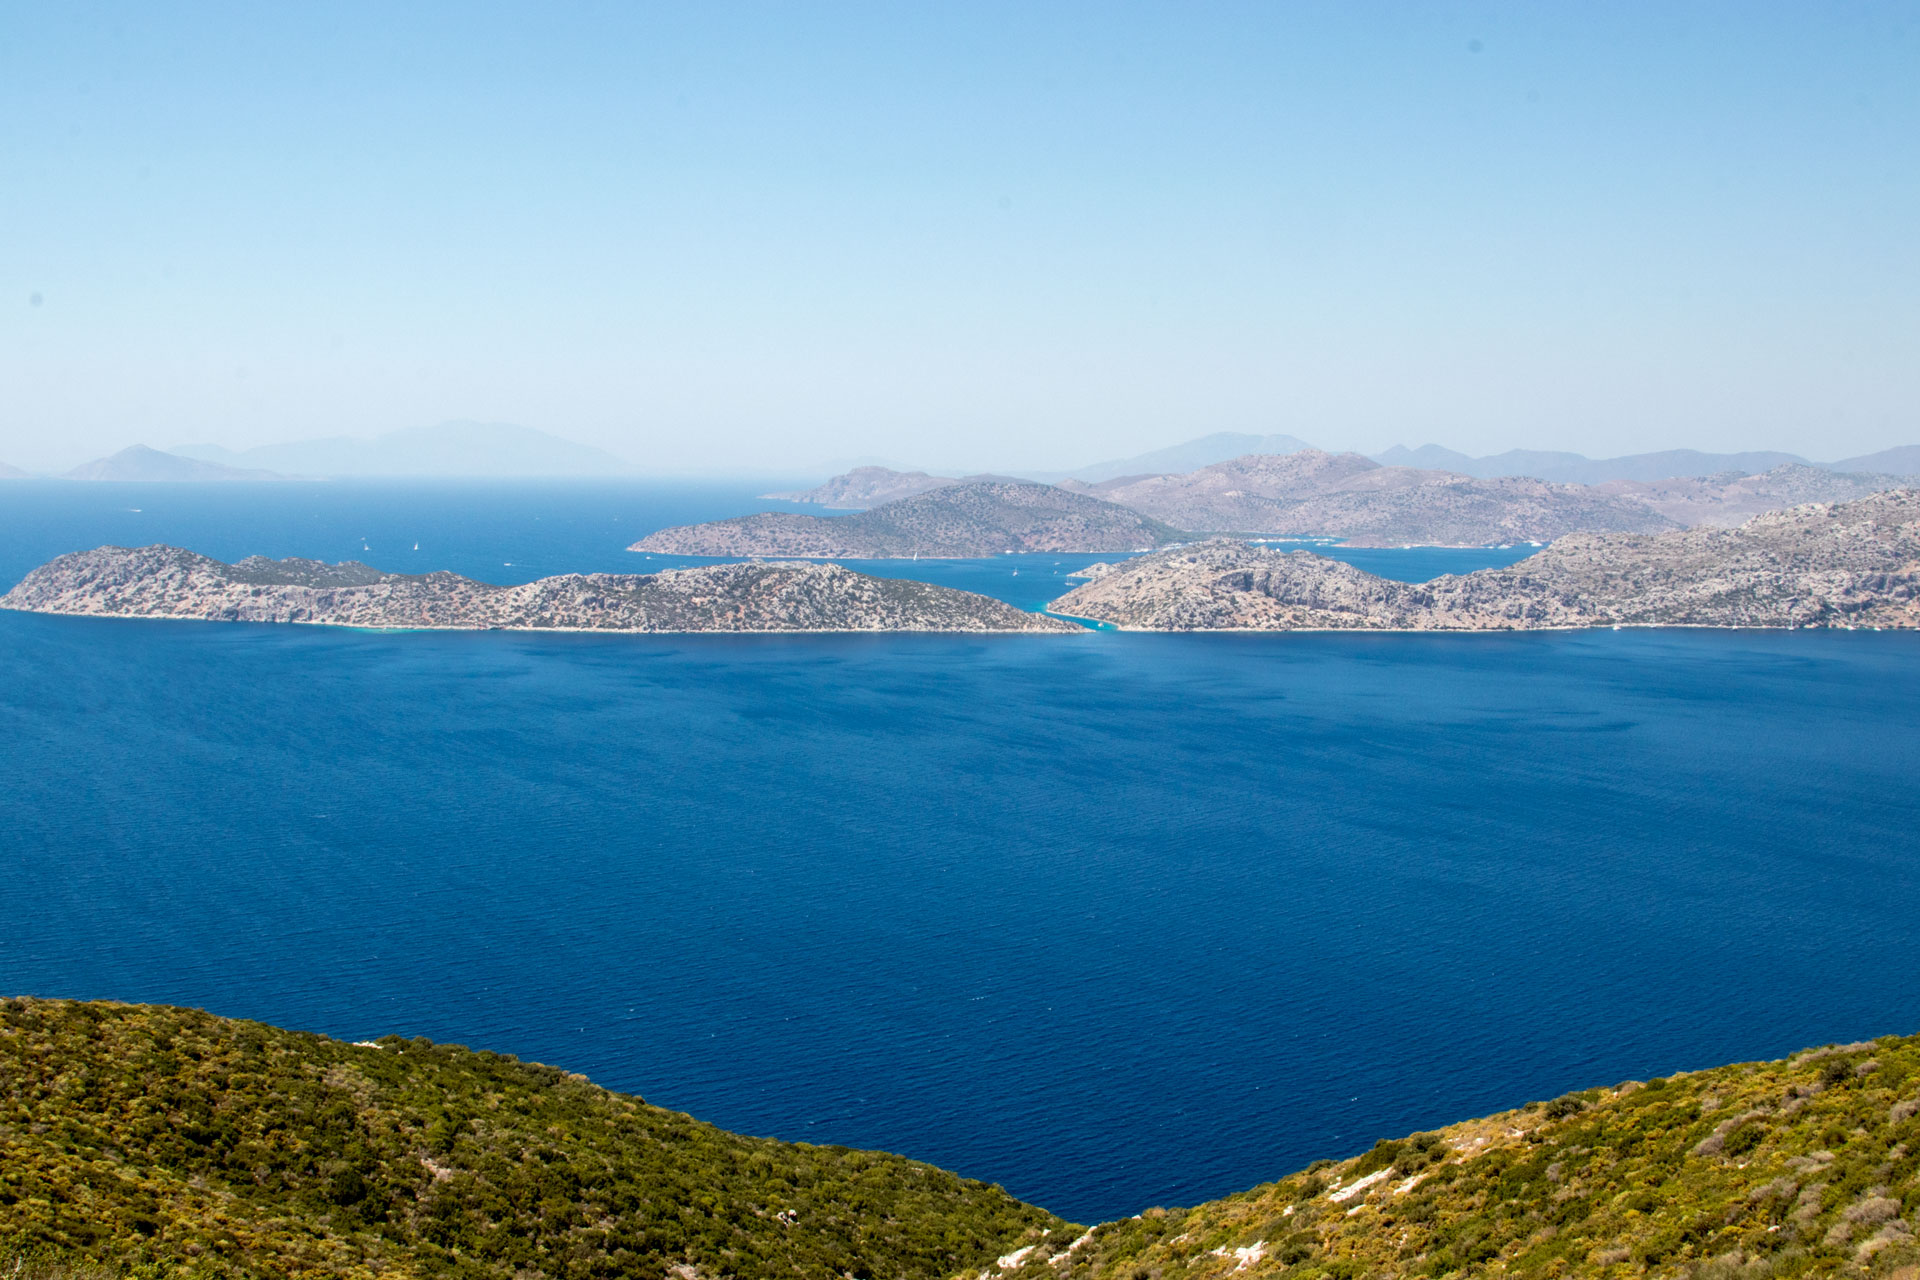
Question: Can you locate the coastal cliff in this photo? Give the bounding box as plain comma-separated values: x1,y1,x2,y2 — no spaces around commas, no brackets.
1049,490,1920,631
632,482,1182,557
0,545,1077,633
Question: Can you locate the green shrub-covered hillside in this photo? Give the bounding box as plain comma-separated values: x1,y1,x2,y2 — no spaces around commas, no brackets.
0,998,1065,1279
9,999,1918,1280
979,1035,1920,1280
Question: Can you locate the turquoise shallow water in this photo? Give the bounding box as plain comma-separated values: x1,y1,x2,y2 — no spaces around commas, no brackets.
2,484,1917,1223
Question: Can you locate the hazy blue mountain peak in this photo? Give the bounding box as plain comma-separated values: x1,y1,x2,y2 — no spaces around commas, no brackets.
1369,444,1820,484
66,445,286,482
1830,444,1920,476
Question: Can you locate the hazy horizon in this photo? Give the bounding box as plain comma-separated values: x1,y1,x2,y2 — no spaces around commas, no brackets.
5,2,1916,474
17,421,1917,484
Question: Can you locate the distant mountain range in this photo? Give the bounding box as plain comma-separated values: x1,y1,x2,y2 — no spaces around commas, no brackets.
1371,442,1920,482
1034,432,1920,486
1061,450,1676,546
737,451,1912,552
172,420,637,478
1037,430,1920,486
64,445,287,482
822,432,1920,493
32,426,1920,490
0,460,30,479
1838,443,1920,474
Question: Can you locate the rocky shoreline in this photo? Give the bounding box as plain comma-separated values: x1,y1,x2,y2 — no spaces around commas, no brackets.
0,546,1078,634
1048,490,1920,631
12,490,1919,638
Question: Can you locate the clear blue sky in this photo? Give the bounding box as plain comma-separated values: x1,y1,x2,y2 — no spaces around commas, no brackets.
3,1,1915,472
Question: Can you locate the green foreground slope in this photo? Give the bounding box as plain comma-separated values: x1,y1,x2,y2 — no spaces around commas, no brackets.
9,1000,1919,1280
1016,1037,1919,1280
0,998,1063,1279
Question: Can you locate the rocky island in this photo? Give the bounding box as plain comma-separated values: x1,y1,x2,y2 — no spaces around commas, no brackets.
1050,490,1920,631
16,490,1920,638
1,545,1077,633
633,481,1182,557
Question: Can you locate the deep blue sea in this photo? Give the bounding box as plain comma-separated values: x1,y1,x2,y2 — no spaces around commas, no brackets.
3,482,1918,1224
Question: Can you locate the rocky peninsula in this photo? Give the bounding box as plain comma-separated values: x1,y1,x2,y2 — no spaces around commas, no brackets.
1050,489,1920,631
633,481,1181,557
1,545,1077,633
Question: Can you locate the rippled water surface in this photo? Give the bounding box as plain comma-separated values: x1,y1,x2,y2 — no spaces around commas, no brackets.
3,485,1917,1223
